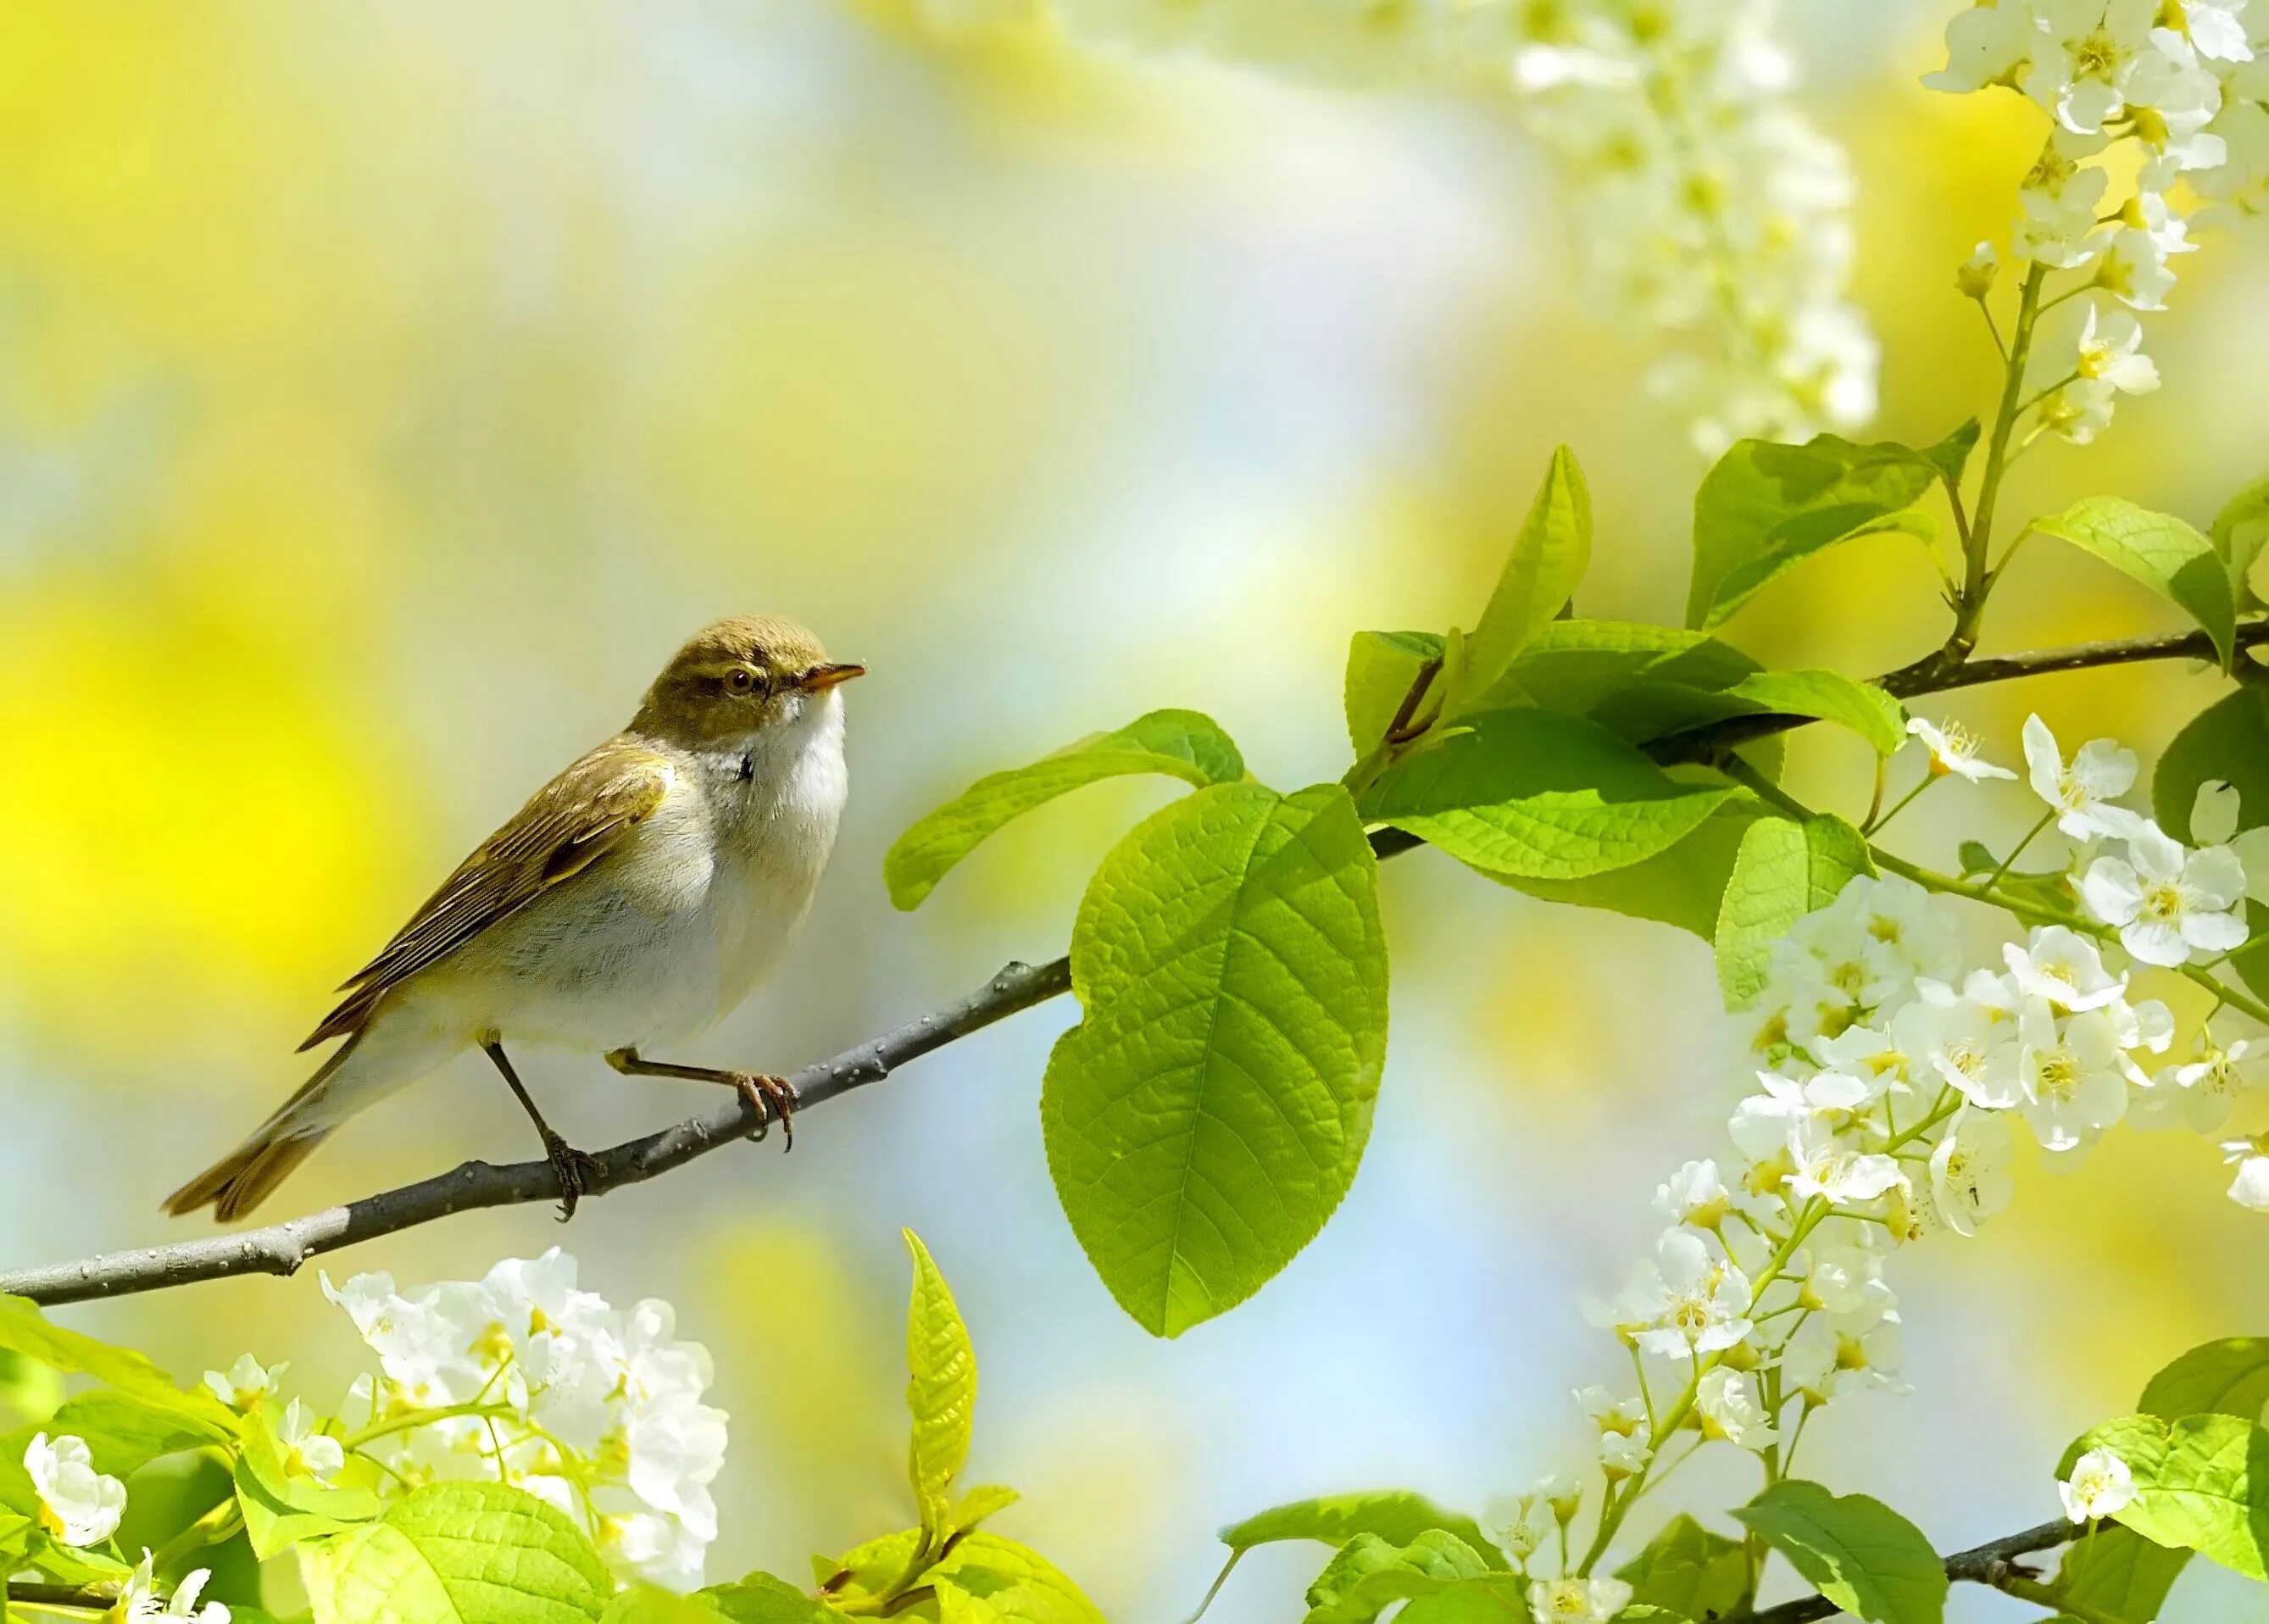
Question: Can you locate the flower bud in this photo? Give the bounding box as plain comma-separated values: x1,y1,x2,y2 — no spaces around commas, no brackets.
1955,241,1999,299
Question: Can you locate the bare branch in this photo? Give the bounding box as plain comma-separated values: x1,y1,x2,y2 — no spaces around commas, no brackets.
2,616,2261,1307
0,958,1071,1306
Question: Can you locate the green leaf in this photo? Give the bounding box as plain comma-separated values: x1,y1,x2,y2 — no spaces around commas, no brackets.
1732,1480,1947,1624
601,1588,730,1624
1360,710,1738,881
1720,671,1906,755
301,1482,609,1624
1503,796,1768,939
883,710,1245,909
1456,446,1592,709
1714,813,1876,1009
1301,1531,1490,1624
696,1575,838,1624
1345,631,1446,755
1919,419,1983,487
235,1409,382,1560
2061,1412,2269,1579
2211,471,2269,609
2153,687,2269,1004
1391,1578,1532,1623
1616,1513,1750,1620
2052,1523,2191,1623
949,1484,1020,1533
41,1392,233,1479
2032,496,2238,670
0,1298,232,1427
1219,1490,1506,1571
2142,1339,2269,1425
1473,619,1759,723
1042,781,1388,1338
929,1533,1105,1624
902,1230,978,1538
812,1529,920,1603
1687,434,1941,630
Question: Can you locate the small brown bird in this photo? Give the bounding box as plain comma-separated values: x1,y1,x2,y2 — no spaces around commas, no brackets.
165,615,863,1223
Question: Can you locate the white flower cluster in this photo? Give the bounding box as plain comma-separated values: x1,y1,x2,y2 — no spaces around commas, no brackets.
900,0,1877,457
1928,0,2266,444
325,1249,729,1589
1489,0,1877,455
1514,711,2265,1592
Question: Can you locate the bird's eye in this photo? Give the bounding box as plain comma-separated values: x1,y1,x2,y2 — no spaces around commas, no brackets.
726,667,758,694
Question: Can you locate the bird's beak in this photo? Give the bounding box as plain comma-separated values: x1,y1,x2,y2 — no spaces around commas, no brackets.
798,662,866,692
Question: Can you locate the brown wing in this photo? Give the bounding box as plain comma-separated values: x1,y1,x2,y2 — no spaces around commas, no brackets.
299,737,675,1049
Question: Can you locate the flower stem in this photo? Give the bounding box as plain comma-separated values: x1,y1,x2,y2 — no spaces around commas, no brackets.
1984,809,2058,890
1949,261,2049,660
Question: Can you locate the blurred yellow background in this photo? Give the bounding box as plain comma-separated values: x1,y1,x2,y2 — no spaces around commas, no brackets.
1,3,2265,1620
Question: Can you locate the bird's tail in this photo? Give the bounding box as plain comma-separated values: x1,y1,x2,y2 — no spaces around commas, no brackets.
166,1015,460,1221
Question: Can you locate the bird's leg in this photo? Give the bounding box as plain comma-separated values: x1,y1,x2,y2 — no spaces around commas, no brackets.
604,1048,798,1149
483,1041,604,1221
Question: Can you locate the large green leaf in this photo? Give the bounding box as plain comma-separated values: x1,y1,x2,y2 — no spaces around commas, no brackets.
1687,434,1940,630
1455,446,1592,710
2143,1339,2269,1426
1474,620,1759,720
2153,687,2269,1004
0,1391,231,1493
0,1297,232,1428
902,1230,977,1538
1361,710,1738,882
1042,782,1388,1338
2211,471,2269,609
1219,1491,1505,1571
1714,813,1877,1008
1392,1578,1531,1623
1719,671,1906,755
883,710,1245,909
929,1532,1105,1624
234,1407,382,1560
1732,1480,1946,1624
2053,1523,2191,1623
1345,631,1446,755
1616,1513,1750,1619
1505,796,1767,939
299,1482,609,1624
696,1574,839,1624
2032,497,2238,670
1301,1532,1491,1624
2062,1413,2269,1579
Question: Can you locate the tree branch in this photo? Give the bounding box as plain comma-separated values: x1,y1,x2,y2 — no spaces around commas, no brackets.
2,617,2261,1308
0,959,1071,1306
1734,1516,2076,1623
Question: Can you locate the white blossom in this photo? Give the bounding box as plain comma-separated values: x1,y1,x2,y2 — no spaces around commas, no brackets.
120,1554,231,1624
24,1432,125,1548
2138,1037,2258,1132
2060,1448,2138,1521
2080,821,2250,966
2223,1137,2269,1210
203,1354,284,1413
276,1399,343,1485
1616,1231,1754,1359
2070,303,2161,393
1907,715,2016,782
2004,927,2126,1012
1527,1576,1633,1624
1930,1107,2016,1237
1695,1366,1778,1449
2023,715,2144,840
2016,1001,2131,1149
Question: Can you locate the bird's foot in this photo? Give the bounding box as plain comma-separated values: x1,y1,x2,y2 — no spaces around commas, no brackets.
728,1072,798,1150
542,1133,607,1222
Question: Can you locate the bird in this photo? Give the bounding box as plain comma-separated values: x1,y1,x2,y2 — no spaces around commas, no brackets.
164,614,863,1224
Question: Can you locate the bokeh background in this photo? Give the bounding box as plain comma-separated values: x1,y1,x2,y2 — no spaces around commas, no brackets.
2,2,2266,1619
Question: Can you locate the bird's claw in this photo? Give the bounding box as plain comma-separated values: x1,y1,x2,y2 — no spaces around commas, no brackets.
543,1133,607,1222
729,1072,798,1150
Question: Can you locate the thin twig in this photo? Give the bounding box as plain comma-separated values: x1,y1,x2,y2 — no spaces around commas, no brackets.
3,619,2264,1306
1732,1517,2075,1623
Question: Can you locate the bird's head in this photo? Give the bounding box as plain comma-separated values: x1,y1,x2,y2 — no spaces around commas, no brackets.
631,615,864,748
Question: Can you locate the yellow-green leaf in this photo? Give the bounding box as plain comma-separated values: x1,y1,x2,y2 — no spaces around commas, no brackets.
1456,446,1591,709
904,1231,977,1536
2033,496,2238,670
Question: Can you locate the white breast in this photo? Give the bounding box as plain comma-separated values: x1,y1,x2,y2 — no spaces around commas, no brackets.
414,690,848,1054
